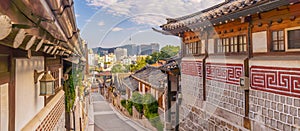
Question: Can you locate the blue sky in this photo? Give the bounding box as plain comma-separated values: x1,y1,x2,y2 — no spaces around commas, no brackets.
74,0,223,48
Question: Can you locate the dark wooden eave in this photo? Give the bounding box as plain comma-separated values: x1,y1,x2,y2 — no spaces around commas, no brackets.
162,0,299,35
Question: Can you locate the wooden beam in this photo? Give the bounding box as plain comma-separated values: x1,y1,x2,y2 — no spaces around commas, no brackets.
13,29,26,48
35,39,44,51
25,36,36,50
46,46,54,54
0,15,12,40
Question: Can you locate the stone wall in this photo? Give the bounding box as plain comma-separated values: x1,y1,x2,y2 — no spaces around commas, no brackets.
206,80,245,117
179,58,249,131
249,89,300,131
248,59,300,131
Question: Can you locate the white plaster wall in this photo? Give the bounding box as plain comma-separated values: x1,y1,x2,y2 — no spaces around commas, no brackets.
201,40,206,54
15,56,44,130
208,39,215,54
249,55,300,68
252,31,268,53
0,83,9,131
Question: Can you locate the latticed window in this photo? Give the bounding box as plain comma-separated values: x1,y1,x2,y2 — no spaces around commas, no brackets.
239,35,247,52
185,41,203,55
51,69,60,91
216,35,247,53
197,41,202,54
271,30,284,51
217,39,223,53
231,37,238,52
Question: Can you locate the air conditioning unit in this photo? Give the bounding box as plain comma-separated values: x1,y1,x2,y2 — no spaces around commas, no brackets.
239,77,249,90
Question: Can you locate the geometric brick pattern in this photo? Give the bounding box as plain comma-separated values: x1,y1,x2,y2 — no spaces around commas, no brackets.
181,74,203,101
250,66,300,97
181,60,203,77
206,80,245,116
249,89,300,131
36,95,65,131
206,63,243,85
179,106,247,131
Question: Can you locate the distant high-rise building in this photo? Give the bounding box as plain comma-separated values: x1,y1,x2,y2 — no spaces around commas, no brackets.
114,48,127,61
119,44,137,56
139,43,160,55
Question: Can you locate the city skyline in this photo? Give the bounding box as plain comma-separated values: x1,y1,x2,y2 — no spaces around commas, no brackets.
74,0,223,48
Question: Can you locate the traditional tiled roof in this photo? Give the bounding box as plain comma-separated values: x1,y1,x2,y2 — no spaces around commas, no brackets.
122,76,139,91
113,73,131,92
161,0,297,32
132,66,167,90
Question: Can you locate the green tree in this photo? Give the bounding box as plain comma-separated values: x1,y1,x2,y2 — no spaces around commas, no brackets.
143,93,158,117
131,92,144,113
130,58,147,72
160,45,180,57
111,64,128,73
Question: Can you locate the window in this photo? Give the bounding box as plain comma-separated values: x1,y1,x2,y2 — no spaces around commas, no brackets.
239,35,247,52
216,35,247,53
185,41,203,55
50,69,60,91
271,30,284,51
217,39,223,53
197,41,202,54
287,29,300,50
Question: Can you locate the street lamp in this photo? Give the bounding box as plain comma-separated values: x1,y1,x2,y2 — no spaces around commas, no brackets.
34,70,56,96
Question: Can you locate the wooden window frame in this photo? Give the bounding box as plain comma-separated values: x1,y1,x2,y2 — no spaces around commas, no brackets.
215,35,247,54
197,41,202,54
285,26,300,52
271,30,285,52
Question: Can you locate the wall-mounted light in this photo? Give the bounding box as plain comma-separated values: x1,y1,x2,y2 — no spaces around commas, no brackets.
239,77,249,90
34,70,55,96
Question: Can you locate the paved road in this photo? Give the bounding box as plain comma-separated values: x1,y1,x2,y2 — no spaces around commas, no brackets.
89,93,149,131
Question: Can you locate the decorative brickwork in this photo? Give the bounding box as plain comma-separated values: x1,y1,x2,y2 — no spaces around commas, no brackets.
206,63,243,85
250,66,300,97
181,60,203,77
206,80,245,116
181,74,203,101
36,95,65,131
179,60,247,131
249,89,300,131
179,106,248,131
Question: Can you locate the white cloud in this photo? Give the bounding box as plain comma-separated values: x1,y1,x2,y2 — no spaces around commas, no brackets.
85,19,92,23
98,21,105,26
85,0,223,26
75,14,80,17
111,27,123,32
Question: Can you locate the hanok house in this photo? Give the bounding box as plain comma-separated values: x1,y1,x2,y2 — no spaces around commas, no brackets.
0,0,86,131
159,0,300,130
130,66,168,112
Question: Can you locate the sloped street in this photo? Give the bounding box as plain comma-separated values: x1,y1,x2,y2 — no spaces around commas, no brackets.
89,93,148,131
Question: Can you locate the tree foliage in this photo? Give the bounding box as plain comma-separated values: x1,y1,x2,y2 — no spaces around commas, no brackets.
111,64,129,73
131,92,144,113
160,45,180,57
130,58,147,72
143,93,158,117
145,45,180,64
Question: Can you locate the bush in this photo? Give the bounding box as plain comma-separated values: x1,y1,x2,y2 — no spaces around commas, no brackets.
121,99,126,107
143,93,158,118
148,113,164,131
126,100,133,115
131,92,144,113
